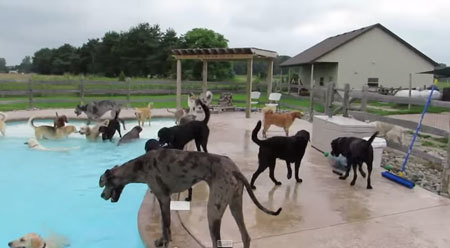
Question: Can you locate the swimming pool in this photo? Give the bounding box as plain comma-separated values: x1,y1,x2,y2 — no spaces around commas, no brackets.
0,118,174,247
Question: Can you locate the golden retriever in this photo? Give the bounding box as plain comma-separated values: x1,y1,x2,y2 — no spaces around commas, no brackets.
371,121,405,145
135,102,152,126
25,138,79,152
8,232,69,248
28,117,77,140
79,119,110,141
0,111,6,136
262,108,304,138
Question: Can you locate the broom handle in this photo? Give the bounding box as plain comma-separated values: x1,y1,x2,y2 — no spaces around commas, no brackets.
401,85,436,172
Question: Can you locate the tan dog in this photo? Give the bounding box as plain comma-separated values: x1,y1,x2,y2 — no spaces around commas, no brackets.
372,121,405,145
0,111,6,136
262,108,304,138
25,138,79,152
29,117,77,140
79,119,110,141
135,102,153,126
8,232,69,248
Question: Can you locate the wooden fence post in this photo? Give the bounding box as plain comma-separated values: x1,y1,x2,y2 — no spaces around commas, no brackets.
126,78,131,108
79,80,85,104
343,83,350,117
309,83,314,122
408,73,412,110
326,82,335,118
361,85,368,112
28,78,33,109
441,133,450,195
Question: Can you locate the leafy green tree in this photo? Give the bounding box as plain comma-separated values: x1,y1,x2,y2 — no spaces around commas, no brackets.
32,48,53,74
0,58,7,72
181,28,233,81
19,56,32,73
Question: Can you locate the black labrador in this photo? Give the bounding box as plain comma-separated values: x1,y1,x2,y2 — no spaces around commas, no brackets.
99,113,126,142
330,132,378,189
158,99,210,152
250,120,310,189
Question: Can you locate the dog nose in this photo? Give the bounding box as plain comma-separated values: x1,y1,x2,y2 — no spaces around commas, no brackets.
101,192,105,198
8,241,12,247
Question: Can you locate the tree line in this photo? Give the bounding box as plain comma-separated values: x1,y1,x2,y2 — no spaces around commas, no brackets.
4,23,289,81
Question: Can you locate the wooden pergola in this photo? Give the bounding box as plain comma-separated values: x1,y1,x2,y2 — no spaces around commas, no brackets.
172,47,278,118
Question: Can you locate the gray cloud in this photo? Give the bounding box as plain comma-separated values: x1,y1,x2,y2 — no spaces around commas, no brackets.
0,0,449,65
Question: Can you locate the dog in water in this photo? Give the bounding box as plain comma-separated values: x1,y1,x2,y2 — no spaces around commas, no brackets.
0,111,6,136
250,120,310,189
8,232,69,248
262,108,303,138
25,138,79,152
330,132,378,189
53,112,68,128
99,149,281,248
79,119,110,141
29,117,77,140
117,126,142,146
74,100,124,126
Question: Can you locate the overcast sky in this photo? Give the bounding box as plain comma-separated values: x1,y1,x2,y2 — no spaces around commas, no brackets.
1,0,449,66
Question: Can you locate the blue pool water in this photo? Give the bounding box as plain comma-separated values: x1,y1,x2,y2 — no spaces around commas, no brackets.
0,118,174,247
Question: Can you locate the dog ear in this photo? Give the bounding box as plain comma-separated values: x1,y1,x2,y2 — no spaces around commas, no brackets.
30,234,43,248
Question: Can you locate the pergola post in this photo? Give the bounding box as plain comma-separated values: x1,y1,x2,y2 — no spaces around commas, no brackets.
309,63,315,122
202,60,208,95
176,59,182,109
246,58,253,118
266,59,274,96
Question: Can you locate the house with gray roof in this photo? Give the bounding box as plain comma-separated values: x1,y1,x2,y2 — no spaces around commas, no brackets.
281,23,438,90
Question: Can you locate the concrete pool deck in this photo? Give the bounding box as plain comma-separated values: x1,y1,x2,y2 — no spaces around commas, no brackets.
4,109,450,248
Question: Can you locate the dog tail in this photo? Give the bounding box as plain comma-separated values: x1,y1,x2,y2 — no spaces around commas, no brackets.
197,99,210,124
251,121,263,146
0,112,6,121
166,108,176,114
28,116,37,128
366,131,379,145
233,171,282,216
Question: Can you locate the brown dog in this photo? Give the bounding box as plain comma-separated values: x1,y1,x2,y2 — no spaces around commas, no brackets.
53,112,68,128
262,108,303,138
135,103,152,126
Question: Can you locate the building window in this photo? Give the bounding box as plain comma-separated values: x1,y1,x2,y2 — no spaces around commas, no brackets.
319,77,324,86
367,78,379,87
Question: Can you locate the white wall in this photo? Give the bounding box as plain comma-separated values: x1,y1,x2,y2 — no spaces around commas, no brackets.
316,27,435,89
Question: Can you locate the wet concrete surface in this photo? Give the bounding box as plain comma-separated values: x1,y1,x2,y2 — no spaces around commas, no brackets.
6,109,449,247
137,111,450,248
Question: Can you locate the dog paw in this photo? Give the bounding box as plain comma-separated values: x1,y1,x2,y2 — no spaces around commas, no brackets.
275,181,282,186
339,176,346,180
287,172,292,179
251,185,256,190
350,181,356,186
154,238,168,247
296,178,303,183
367,185,373,189
360,172,366,178
184,197,191,201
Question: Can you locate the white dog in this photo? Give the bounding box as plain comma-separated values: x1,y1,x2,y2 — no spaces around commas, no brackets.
79,119,110,141
372,121,405,145
0,111,6,136
8,232,69,248
25,138,79,152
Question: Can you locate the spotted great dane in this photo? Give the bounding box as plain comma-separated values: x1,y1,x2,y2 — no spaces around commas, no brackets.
99,149,282,248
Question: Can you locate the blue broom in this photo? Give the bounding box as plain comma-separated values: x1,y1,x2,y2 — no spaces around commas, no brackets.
381,85,437,188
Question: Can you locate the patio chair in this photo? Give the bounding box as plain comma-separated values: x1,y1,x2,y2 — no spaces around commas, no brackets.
250,91,261,111
265,92,282,111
